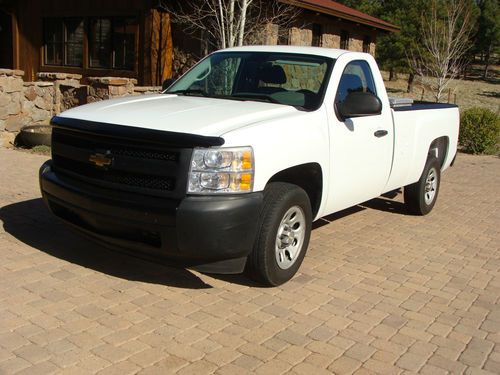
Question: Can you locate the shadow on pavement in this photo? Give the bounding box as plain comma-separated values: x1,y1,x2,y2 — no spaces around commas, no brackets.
1,194,411,288
312,205,366,229
360,197,408,214
0,198,212,289
313,192,409,230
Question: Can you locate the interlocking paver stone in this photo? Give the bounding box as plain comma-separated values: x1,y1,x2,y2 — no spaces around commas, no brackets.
0,148,499,374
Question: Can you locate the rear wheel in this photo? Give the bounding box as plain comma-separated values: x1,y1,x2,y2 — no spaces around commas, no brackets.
404,157,441,215
246,182,312,286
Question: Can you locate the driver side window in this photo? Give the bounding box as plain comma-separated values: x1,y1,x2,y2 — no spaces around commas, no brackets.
336,60,377,104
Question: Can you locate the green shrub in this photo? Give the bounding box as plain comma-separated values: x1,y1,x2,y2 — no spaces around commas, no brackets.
460,107,500,155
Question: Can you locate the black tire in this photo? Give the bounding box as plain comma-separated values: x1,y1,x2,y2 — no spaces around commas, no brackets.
404,157,441,215
246,182,312,286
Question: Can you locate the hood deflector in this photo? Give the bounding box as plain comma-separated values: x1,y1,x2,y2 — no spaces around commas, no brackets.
51,116,225,148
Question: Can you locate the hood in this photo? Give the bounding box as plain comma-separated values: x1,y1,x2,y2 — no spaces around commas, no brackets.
59,94,299,137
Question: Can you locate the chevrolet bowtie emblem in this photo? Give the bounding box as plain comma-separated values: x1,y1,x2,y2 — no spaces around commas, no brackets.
89,152,113,168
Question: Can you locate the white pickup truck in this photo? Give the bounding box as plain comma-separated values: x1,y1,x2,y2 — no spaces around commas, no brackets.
40,46,459,286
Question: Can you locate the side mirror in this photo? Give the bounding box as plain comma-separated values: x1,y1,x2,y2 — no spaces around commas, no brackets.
162,78,175,91
336,91,382,120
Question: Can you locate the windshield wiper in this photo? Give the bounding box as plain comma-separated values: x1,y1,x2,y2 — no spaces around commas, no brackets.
232,93,282,104
168,89,209,97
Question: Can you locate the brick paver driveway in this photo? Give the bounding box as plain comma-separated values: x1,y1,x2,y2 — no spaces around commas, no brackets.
0,148,499,375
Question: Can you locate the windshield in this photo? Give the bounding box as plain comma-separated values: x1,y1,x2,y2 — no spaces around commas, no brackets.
166,52,335,111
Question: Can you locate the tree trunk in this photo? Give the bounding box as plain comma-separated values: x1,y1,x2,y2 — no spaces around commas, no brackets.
483,44,492,79
238,0,250,46
217,0,227,48
389,68,395,81
406,73,415,93
228,0,236,47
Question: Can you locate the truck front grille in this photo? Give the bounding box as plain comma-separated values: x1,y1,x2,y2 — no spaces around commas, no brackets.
52,155,176,191
50,125,192,198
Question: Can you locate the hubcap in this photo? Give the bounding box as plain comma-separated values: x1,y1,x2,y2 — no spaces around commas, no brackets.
275,206,306,270
424,167,438,205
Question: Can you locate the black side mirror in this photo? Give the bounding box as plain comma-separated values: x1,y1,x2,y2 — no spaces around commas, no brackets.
162,78,175,91
336,91,382,120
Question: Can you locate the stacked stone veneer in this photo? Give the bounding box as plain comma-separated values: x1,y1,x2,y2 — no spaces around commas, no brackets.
87,77,137,102
269,24,376,56
0,69,28,133
0,69,161,145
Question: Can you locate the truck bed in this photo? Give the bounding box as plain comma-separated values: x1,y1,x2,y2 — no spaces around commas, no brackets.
391,100,458,112
384,102,460,193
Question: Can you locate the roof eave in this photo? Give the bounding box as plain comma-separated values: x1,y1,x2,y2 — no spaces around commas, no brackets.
281,0,400,33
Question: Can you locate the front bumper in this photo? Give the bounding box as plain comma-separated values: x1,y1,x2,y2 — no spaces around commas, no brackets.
39,161,262,273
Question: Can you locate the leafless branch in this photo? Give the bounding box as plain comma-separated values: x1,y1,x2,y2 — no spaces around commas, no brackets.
409,0,474,102
160,0,300,51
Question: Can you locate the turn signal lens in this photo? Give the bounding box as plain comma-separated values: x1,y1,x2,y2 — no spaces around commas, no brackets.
241,151,253,170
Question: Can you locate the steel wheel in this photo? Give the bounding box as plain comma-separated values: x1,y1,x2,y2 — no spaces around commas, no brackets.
275,206,306,270
404,157,441,216
246,182,312,286
424,167,438,205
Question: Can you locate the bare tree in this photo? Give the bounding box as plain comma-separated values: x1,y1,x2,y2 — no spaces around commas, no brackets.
410,0,475,102
159,0,300,51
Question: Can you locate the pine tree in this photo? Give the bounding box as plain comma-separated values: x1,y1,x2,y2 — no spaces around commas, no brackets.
338,0,425,91
475,0,500,78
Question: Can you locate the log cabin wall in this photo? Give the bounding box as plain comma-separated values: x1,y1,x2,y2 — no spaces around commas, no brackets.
148,10,173,86
0,8,14,69
6,0,173,85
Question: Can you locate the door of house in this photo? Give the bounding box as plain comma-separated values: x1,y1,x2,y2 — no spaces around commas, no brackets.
0,10,13,69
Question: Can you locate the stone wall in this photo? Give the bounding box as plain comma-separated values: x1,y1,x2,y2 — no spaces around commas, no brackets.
0,69,161,146
22,82,55,126
322,33,341,49
290,27,313,46
87,77,137,102
265,16,378,56
37,72,83,113
0,69,24,134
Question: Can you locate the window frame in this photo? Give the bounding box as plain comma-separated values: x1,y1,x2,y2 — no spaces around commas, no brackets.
41,15,139,78
334,59,381,121
88,16,138,71
167,51,336,112
43,17,84,68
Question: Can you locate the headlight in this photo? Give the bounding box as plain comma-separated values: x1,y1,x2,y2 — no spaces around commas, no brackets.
188,146,254,194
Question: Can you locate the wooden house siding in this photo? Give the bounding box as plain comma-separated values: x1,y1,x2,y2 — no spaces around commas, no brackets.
1,0,395,85
1,0,174,85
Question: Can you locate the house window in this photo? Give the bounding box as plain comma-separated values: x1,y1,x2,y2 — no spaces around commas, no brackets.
89,18,112,68
312,24,322,47
340,30,349,50
44,18,84,67
363,36,371,53
43,16,138,71
89,17,137,70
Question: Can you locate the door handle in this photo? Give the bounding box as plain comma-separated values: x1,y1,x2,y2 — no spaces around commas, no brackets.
374,130,388,138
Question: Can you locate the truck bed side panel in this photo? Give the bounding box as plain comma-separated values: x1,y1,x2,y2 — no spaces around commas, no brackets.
385,106,459,192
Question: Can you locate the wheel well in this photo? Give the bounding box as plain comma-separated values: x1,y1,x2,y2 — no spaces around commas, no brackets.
428,136,449,169
267,163,323,217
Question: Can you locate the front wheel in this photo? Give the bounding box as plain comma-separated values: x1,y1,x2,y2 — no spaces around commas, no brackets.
404,157,441,215
246,183,312,286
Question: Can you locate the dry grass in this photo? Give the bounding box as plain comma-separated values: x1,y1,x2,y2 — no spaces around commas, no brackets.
382,65,500,113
